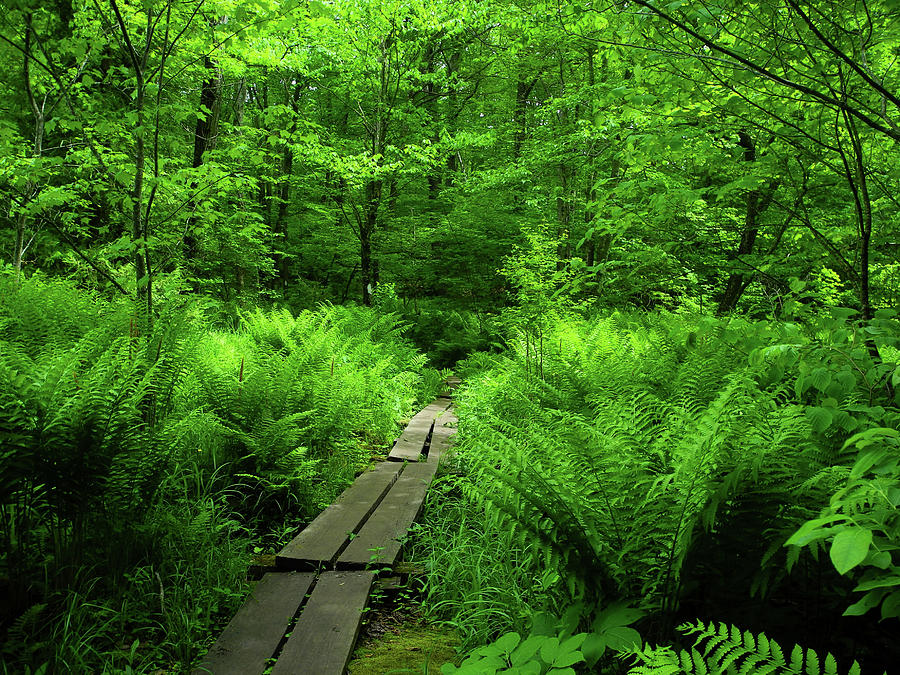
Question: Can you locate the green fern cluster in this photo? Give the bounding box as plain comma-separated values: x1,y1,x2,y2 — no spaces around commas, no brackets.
629,620,870,675
177,303,438,517
451,312,825,614
429,307,900,668
0,275,440,672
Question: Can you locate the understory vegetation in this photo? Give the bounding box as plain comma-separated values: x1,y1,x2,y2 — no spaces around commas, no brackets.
412,303,900,674
0,275,441,673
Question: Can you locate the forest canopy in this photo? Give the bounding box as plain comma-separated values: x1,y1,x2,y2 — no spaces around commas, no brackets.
2,0,898,315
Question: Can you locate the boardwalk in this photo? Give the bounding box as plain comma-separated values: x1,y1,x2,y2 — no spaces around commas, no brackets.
194,378,459,675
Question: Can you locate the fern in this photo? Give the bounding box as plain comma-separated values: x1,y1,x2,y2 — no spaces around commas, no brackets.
0,276,441,672
627,620,869,675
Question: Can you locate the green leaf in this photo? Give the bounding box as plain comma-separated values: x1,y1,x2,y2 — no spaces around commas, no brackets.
581,633,607,667
785,514,848,547
843,589,886,616
604,626,642,651
866,551,893,569
510,636,544,665
539,637,560,663
594,603,645,630
551,650,584,668
805,406,833,433
808,368,832,393
830,307,859,320
881,591,900,619
495,632,521,655
829,528,872,575
853,574,900,592
530,612,558,637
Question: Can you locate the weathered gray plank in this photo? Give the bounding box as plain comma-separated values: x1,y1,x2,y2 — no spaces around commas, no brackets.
193,572,315,675
427,407,458,464
337,462,438,568
388,400,452,462
443,377,461,396
276,462,401,570
426,425,456,465
270,571,375,675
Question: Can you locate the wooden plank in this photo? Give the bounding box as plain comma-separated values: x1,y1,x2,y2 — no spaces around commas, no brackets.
443,377,461,396
193,572,315,675
387,421,433,461
337,462,438,568
388,400,452,462
276,462,401,570
426,425,456,465
427,407,458,464
270,571,375,675
435,408,458,429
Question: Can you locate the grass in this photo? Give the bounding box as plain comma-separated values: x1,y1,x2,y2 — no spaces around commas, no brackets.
406,473,561,653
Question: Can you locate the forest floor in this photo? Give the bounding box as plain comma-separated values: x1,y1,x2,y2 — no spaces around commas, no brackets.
346,606,458,674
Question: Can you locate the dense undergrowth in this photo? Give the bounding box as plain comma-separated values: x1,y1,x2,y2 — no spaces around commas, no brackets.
0,275,442,673
372,285,502,370
413,305,900,674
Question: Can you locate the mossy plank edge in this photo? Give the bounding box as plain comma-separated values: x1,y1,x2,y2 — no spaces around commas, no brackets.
192,572,315,675
426,424,457,465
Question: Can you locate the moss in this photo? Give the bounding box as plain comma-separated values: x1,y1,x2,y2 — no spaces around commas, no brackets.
347,621,459,675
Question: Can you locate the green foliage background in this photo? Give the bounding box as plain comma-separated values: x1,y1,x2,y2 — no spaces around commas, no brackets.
2,0,900,672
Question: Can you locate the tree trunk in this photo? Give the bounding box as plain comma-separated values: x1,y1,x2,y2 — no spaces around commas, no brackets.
583,47,597,269
557,163,572,269
839,109,874,319
423,43,441,207
360,34,391,305
361,177,382,306
192,56,223,168
185,55,223,261
15,17,45,282
131,73,149,313
110,0,152,315
271,80,302,291
273,143,293,290
445,49,461,188
716,132,777,315
513,78,534,162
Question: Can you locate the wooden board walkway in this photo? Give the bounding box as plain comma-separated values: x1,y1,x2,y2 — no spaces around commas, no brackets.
194,380,459,675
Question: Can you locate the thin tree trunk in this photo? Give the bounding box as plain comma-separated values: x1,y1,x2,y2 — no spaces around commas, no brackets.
717,132,778,315
361,178,382,305
360,35,391,305
15,17,45,282
110,0,151,315
423,43,440,206
271,80,302,291
583,47,597,269
185,55,222,262
273,143,293,290
557,163,572,269
839,107,874,319
445,49,461,188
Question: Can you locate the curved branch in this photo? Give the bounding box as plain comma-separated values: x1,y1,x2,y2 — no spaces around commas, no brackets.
628,0,900,142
